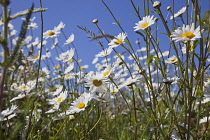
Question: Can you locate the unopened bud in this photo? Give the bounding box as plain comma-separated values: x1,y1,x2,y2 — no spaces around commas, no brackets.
92,19,98,24
153,1,161,9
154,18,159,21
167,6,171,10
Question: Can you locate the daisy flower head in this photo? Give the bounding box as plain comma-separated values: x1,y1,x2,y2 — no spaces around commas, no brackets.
170,7,186,20
171,23,201,42
165,55,178,64
101,65,114,77
56,48,75,63
43,27,60,39
108,32,127,48
134,15,155,31
47,90,68,106
85,72,108,93
55,21,65,31
64,34,74,45
96,47,113,57
68,92,93,114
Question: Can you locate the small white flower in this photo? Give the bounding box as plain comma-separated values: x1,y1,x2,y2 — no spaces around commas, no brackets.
55,21,65,31
96,47,113,57
165,55,178,64
64,63,74,74
199,116,210,124
134,15,155,31
85,72,108,93
56,48,75,62
43,27,60,39
67,92,93,114
108,32,127,48
64,34,74,45
170,7,186,20
171,23,201,42
47,90,68,108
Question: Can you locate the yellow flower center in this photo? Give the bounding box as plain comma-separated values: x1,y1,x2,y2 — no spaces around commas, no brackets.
80,67,85,70
77,103,85,109
47,31,55,36
141,22,149,29
111,90,117,95
9,66,15,69
65,74,71,77
20,86,27,91
181,32,195,39
34,56,39,59
92,79,103,87
115,39,123,44
53,65,60,69
170,58,177,63
103,71,110,77
56,97,63,102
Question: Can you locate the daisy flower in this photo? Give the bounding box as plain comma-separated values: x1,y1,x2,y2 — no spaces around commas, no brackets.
49,85,63,96
165,55,178,64
64,63,74,74
101,65,114,77
55,21,65,31
0,105,18,117
0,105,18,121
85,72,108,93
199,116,210,124
64,34,74,45
108,32,127,48
67,92,93,114
134,15,155,31
170,7,186,20
47,90,68,109
79,65,88,71
96,47,113,57
56,48,75,63
43,27,60,39
171,23,201,42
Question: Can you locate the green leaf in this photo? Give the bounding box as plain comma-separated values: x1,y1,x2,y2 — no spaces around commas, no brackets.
146,55,154,64
197,89,204,97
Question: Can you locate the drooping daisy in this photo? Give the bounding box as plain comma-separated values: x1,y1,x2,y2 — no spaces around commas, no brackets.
165,55,178,64
171,23,201,42
170,7,186,20
64,62,74,74
0,105,18,121
134,15,155,31
101,65,114,77
49,85,63,96
67,92,93,114
79,65,89,71
199,116,210,124
85,72,108,93
43,27,60,39
108,32,127,48
96,47,113,57
47,90,68,109
64,34,74,45
56,48,75,63
55,21,65,31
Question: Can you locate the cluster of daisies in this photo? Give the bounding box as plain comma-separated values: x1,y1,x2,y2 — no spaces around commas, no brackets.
0,3,209,139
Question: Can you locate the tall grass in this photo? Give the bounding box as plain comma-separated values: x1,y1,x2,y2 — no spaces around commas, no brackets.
0,0,209,139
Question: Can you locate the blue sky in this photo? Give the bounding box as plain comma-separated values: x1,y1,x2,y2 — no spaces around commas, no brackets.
9,0,209,71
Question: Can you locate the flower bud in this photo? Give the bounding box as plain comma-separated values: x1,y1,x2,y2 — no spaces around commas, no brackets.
153,1,161,8
167,6,171,10
154,18,159,21
92,19,98,24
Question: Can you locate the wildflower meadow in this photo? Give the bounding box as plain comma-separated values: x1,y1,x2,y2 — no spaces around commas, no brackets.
0,0,210,139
